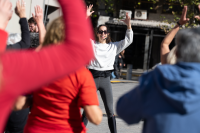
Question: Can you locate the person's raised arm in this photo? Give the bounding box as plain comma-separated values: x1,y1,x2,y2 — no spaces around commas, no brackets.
115,13,133,54
122,13,132,30
195,5,200,21
32,5,46,51
0,0,12,52
161,6,189,64
86,4,94,19
7,0,31,50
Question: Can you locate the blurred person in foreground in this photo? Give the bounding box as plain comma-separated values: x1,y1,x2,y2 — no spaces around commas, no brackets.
13,9,102,132
0,0,94,132
4,0,31,133
117,6,200,133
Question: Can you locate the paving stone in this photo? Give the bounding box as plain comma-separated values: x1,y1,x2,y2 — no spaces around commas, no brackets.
87,82,143,133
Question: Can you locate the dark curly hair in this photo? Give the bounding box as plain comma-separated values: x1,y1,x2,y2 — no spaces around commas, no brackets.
28,17,37,25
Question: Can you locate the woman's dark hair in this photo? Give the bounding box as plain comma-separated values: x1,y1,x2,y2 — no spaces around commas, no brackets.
95,24,112,43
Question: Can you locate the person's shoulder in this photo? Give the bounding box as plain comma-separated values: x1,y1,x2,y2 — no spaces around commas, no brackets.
139,64,176,84
75,67,92,78
155,64,177,72
75,67,95,87
140,66,166,83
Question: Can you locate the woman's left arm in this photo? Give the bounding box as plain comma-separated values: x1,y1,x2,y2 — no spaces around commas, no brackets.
115,13,133,54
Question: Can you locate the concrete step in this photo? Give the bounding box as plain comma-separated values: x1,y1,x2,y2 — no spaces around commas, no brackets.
119,69,144,81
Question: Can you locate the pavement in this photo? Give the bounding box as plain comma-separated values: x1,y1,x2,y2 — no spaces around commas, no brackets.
86,80,143,133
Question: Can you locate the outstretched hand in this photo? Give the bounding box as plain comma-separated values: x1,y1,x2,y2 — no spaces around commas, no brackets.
86,4,94,19
32,5,44,25
15,0,26,18
195,5,200,21
122,13,131,29
32,5,46,49
179,6,189,25
0,0,13,30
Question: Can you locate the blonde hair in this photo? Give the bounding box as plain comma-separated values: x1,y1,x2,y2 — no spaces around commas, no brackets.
43,17,65,47
166,46,177,64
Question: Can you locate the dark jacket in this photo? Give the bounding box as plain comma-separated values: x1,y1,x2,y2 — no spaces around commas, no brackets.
117,62,200,133
6,18,30,50
118,54,125,69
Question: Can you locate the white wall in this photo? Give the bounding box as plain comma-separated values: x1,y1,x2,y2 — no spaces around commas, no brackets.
30,0,44,17
45,0,60,7
46,9,62,29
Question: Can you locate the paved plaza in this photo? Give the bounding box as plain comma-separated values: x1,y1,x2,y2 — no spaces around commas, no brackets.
87,81,143,133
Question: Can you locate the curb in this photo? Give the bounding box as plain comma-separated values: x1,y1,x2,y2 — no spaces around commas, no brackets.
110,80,138,83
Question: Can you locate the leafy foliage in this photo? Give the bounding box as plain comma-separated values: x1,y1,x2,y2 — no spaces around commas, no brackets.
85,0,200,32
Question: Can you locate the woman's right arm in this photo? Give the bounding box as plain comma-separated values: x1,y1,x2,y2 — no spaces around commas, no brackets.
86,5,94,19
87,5,95,45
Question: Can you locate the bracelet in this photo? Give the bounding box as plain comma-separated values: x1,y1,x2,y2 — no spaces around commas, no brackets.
177,21,182,28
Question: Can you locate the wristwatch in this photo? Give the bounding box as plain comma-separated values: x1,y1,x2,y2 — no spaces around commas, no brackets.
177,21,182,28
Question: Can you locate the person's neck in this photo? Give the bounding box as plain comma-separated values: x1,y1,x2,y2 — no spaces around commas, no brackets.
99,40,107,44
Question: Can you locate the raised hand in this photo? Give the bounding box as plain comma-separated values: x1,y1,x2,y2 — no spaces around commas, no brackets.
0,0,13,30
32,5,44,25
15,0,26,18
122,13,131,29
179,6,189,25
86,4,94,18
32,5,46,49
195,5,200,21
